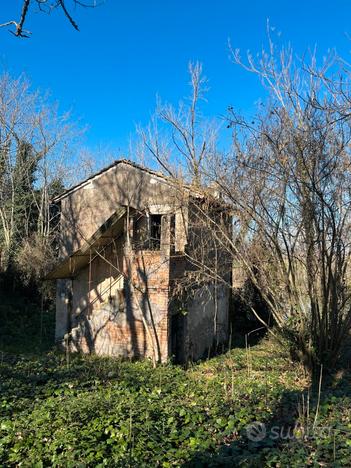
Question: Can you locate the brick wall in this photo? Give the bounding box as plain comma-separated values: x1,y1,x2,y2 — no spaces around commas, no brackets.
66,233,171,362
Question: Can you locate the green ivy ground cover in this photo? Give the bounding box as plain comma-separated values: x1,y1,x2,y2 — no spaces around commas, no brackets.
0,339,350,467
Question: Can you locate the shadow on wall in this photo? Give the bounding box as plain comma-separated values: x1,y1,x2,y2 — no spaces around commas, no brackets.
55,161,232,363
67,259,161,361
57,163,173,361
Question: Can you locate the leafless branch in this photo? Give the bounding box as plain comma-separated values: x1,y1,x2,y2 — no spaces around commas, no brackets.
0,0,102,37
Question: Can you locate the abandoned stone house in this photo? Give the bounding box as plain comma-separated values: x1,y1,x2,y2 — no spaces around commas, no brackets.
47,159,231,363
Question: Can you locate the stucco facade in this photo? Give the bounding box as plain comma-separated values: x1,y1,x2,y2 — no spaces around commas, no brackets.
49,160,230,363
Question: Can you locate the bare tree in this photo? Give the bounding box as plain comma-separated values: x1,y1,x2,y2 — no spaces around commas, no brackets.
0,73,77,279
141,50,351,374
140,63,233,353
207,40,351,373
139,62,219,185
0,0,101,38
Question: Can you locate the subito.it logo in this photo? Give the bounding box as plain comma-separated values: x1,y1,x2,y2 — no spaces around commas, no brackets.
246,422,267,441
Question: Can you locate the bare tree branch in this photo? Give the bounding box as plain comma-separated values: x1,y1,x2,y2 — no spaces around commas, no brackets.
0,0,102,37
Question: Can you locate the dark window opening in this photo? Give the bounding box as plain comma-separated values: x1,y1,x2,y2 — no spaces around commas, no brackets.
133,213,163,250
133,214,148,249
150,214,162,250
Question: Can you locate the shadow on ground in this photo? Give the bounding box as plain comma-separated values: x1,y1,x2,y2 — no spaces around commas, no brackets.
184,347,351,467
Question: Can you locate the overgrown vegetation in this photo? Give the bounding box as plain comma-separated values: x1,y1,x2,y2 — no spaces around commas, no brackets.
142,49,351,376
0,73,97,301
1,337,350,466
1,34,351,466
0,73,72,294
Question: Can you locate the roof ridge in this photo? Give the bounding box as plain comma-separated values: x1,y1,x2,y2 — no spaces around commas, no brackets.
52,158,172,202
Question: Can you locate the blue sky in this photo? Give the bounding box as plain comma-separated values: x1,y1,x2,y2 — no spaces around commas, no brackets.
1,1,351,158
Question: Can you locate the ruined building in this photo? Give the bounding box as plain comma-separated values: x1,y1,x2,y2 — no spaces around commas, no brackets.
48,160,231,362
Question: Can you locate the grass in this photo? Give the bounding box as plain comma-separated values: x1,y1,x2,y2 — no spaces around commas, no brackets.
1,335,350,467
